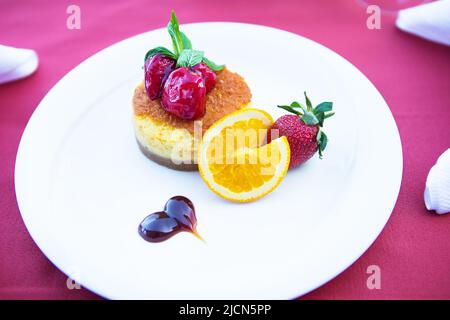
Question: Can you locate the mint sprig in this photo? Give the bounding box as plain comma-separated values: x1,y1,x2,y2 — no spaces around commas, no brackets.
144,47,177,62
177,49,204,68
167,11,183,56
202,56,225,72
144,10,224,71
180,31,192,50
277,92,334,159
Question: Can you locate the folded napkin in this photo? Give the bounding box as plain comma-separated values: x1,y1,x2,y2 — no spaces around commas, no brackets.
396,0,450,46
0,44,39,84
424,149,450,214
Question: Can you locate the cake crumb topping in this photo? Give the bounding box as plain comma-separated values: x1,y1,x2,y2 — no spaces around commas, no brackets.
133,68,252,134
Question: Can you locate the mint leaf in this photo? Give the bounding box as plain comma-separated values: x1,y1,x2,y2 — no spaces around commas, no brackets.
144,47,177,62
177,49,204,68
162,11,225,70
180,31,192,50
202,56,224,71
315,102,333,113
167,10,183,55
146,11,226,71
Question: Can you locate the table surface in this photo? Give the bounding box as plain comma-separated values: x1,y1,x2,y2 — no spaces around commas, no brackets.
1,0,449,300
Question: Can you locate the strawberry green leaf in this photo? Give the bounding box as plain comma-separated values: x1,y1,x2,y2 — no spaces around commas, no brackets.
304,92,313,111
291,101,307,114
301,111,319,126
316,129,322,142
315,102,333,113
276,93,334,159
324,112,335,119
317,130,328,158
202,56,225,71
316,112,325,127
277,105,301,115
167,10,183,56
291,101,307,112
144,47,177,62
177,49,204,68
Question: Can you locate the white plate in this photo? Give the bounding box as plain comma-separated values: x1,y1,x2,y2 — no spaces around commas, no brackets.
15,23,402,299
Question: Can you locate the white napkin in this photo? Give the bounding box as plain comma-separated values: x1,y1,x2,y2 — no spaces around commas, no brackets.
0,44,39,84
425,149,450,214
396,0,450,46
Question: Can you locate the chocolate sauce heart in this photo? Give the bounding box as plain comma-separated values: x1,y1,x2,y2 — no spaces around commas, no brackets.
138,196,203,243
138,211,181,243
164,196,196,231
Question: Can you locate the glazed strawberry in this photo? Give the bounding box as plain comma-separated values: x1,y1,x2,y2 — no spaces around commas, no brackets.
267,92,334,169
192,62,217,93
144,54,176,100
161,67,206,120
142,11,224,120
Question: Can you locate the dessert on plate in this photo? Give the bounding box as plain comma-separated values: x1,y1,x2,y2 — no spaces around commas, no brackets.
131,11,335,206
132,11,251,171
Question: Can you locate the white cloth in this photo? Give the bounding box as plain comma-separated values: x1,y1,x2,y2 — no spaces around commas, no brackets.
396,0,450,46
424,149,450,214
0,44,39,84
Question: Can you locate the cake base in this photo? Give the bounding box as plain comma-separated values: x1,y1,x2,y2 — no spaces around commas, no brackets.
136,138,198,171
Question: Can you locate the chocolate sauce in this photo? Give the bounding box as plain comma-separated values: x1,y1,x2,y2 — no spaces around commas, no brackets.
138,196,203,243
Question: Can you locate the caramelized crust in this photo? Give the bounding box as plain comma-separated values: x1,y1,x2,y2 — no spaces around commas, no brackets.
133,68,251,134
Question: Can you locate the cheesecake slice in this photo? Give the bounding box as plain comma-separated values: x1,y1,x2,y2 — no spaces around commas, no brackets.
132,68,251,171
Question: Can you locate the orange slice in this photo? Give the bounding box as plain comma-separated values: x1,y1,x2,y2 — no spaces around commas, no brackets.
198,108,290,202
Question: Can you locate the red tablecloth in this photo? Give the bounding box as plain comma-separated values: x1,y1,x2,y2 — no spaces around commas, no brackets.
1,0,449,300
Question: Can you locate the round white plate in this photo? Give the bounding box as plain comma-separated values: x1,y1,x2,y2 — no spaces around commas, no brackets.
15,23,402,299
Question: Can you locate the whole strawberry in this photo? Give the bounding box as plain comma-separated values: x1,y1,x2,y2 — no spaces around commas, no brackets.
267,92,334,169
